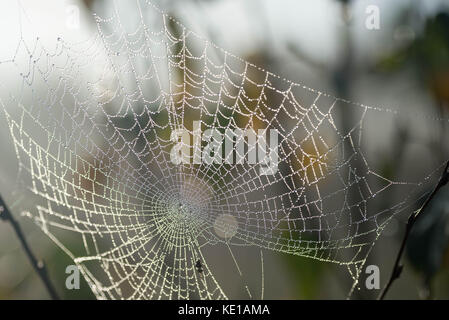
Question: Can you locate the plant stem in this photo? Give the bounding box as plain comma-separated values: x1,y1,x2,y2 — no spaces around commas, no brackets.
0,194,59,300
378,160,449,300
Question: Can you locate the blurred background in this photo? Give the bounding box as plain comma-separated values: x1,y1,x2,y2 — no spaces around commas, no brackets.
0,0,449,299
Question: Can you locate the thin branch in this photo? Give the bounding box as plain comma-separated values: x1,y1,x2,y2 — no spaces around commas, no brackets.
0,194,59,300
378,160,449,300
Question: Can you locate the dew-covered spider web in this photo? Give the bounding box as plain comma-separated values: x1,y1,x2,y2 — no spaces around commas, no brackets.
0,0,448,299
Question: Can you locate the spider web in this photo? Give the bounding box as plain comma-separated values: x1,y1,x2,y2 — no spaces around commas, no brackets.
0,0,446,299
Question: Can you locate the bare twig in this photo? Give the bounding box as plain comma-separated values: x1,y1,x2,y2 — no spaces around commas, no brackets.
378,160,449,300
0,194,59,300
